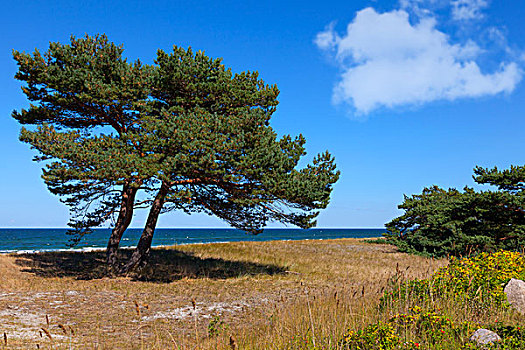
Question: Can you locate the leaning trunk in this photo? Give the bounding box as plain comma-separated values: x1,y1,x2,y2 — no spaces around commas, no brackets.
121,181,170,273
106,181,139,268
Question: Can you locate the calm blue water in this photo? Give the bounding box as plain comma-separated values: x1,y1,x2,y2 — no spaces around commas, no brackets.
0,228,384,253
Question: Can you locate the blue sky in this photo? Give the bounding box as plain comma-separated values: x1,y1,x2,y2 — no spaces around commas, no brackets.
1,0,524,228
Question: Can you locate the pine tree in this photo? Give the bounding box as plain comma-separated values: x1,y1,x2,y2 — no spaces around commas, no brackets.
474,165,525,195
385,182,525,257
121,47,340,271
13,34,152,267
13,36,341,272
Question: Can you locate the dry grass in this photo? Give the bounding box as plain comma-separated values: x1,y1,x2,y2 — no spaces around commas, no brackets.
0,238,446,349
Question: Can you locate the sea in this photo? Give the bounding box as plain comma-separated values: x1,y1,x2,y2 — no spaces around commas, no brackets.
0,228,384,254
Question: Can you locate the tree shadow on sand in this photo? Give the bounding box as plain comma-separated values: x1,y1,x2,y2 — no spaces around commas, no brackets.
14,248,285,283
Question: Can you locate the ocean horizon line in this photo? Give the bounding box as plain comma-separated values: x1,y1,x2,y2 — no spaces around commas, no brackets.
0,227,385,230
0,228,386,253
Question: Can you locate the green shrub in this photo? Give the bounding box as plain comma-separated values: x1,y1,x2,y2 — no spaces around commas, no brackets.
207,315,228,337
341,251,525,350
385,186,525,257
341,307,475,349
391,307,458,343
341,321,402,349
381,251,525,312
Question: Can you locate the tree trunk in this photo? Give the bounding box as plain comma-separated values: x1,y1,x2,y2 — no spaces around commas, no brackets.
106,182,139,269
120,181,170,273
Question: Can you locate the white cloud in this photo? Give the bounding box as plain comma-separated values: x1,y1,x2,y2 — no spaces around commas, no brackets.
399,0,444,18
399,0,488,21
315,7,521,114
314,22,338,51
451,0,489,21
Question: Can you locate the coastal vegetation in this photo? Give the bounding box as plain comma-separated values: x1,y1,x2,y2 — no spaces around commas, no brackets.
0,238,445,349
345,250,525,349
371,164,525,348
12,34,339,272
385,165,525,257
2,239,525,349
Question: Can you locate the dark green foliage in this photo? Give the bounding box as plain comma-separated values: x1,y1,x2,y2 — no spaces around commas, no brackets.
386,164,525,257
207,315,228,337
152,47,279,116
484,325,525,349
385,185,525,257
474,165,525,194
341,321,401,349
12,33,151,131
13,34,152,242
129,46,339,232
133,109,338,231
